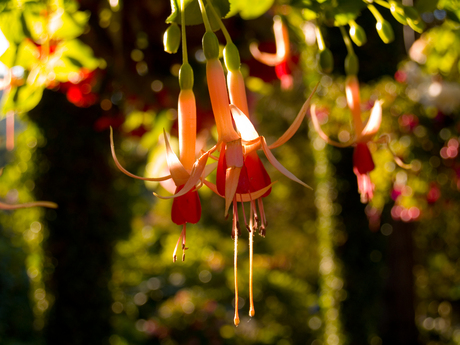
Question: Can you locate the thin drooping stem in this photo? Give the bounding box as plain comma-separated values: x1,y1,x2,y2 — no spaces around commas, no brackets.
206,0,232,43
180,0,188,64
197,0,212,32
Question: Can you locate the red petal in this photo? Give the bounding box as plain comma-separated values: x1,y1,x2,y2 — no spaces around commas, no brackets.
244,151,272,197
353,143,375,174
216,144,227,196
171,185,201,225
275,60,291,79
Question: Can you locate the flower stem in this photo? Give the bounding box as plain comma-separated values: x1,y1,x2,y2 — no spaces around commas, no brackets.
206,0,232,43
180,0,188,64
339,26,354,56
197,0,212,32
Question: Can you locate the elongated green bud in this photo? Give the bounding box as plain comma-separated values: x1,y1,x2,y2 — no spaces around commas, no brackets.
403,6,420,21
318,48,334,74
349,23,367,46
179,63,194,90
223,42,240,72
163,23,181,54
376,20,394,44
202,31,220,60
389,2,407,25
407,17,425,33
345,53,359,75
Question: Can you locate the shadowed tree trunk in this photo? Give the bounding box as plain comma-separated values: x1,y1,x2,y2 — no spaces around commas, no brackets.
29,89,132,345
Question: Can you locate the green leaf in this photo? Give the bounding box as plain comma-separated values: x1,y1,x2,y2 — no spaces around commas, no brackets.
52,10,90,40
0,10,27,44
229,0,274,19
22,2,47,42
58,39,100,71
333,0,365,26
166,0,230,26
2,84,44,114
15,39,40,70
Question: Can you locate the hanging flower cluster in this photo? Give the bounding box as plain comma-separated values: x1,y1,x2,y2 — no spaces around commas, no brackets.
110,0,315,326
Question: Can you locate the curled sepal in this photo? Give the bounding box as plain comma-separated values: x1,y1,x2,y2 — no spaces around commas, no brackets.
269,82,319,149
310,105,355,148
110,127,172,182
260,137,312,189
358,101,382,143
153,152,209,200
0,201,58,210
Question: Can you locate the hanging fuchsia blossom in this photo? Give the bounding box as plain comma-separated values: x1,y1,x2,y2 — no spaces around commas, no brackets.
311,75,382,203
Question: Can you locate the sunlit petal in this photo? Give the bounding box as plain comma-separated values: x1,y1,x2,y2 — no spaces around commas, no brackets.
261,137,312,189
230,105,259,141
153,152,209,199
224,167,242,216
269,83,318,149
110,127,172,182
310,105,354,148
164,129,191,186
358,100,382,143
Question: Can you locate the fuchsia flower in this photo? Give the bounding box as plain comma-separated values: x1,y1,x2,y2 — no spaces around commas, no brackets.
250,16,294,90
110,87,209,262
202,43,315,323
311,75,382,203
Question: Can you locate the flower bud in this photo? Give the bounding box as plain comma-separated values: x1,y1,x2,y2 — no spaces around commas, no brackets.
202,31,220,60
163,23,181,54
349,23,367,46
223,42,240,72
317,48,334,74
345,53,359,76
389,2,407,25
179,63,194,90
403,6,420,21
407,18,425,33
376,20,394,44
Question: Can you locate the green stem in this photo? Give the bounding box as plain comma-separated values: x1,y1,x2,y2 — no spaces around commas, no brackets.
197,0,212,32
315,24,326,51
339,26,354,55
206,0,232,43
368,4,384,22
180,0,188,63
374,0,391,9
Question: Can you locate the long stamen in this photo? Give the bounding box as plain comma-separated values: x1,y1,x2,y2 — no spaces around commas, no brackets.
233,197,240,326
172,229,183,263
182,224,188,261
249,216,255,317
257,198,267,237
240,201,250,231
250,199,259,230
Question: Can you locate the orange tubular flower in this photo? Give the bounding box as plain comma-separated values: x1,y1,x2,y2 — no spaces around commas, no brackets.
110,86,209,262
250,15,293,90
310,75,382,203
205,52,315,323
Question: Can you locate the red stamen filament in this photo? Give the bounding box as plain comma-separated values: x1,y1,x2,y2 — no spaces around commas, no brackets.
233,198,240,326
173,224,187,263
249,216,255,317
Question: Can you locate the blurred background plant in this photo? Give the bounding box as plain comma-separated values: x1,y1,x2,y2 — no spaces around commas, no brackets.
1,0,460,345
